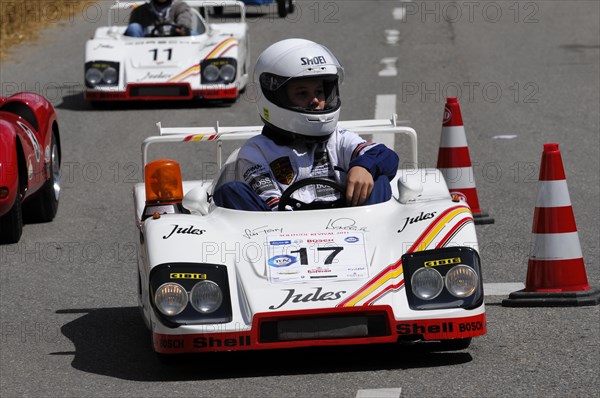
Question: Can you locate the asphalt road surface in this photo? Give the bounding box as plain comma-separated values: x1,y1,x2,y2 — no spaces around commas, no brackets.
1,1,598,397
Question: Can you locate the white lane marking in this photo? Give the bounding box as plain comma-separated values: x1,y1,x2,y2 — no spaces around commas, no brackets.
484,283,525,296
492,135,518,139
356,388,402,398
393,7,406,20
384,29,400,45
379,57,398,77
374,94,396,148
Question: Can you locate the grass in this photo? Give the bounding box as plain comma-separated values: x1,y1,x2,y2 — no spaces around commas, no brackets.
0,0,92,60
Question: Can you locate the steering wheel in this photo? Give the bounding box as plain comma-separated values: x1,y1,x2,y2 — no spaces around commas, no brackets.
278,177,346,211
148,22,187,37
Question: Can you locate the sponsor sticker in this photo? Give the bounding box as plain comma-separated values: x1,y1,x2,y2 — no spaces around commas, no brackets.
270,240,292,246
424,257,461,267
17,121,41,162
249,173,276,195
443,107,451,124
268,255,297,268
170,273,207,280
451,191,468,202
270,157,294,185
266,231,368,283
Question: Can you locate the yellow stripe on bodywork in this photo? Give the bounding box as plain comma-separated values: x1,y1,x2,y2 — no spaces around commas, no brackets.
342,206,472,307
413,206,472,252
343,265,403,307
205,38,238,59
168,64,200,82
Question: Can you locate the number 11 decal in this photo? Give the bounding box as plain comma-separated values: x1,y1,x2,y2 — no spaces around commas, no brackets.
149,48,173,61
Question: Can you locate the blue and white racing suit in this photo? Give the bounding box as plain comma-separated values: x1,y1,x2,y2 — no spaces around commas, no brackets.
214,125,399,211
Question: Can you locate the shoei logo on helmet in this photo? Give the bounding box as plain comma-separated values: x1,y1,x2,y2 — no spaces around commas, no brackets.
300,56,327,66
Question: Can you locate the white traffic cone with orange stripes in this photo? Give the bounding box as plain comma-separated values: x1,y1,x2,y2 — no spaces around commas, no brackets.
503,143,599,307
437,97,494,224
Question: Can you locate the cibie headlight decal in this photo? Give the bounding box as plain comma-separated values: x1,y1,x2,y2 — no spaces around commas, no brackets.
402,247,483,310
85,61,120,87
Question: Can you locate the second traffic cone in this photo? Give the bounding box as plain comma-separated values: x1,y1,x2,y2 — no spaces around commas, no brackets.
503,143,600,307
437,97,494,225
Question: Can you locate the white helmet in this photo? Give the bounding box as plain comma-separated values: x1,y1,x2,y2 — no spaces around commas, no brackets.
254,38,344,138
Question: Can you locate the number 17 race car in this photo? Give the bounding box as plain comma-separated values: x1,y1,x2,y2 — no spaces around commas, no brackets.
132,116,486,362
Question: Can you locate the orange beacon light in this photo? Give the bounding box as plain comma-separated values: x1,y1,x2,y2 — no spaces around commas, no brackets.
143,159,187,219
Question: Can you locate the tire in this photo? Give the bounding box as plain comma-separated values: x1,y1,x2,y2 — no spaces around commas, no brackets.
288,0,295,13
0,190,23,244
277,0,287,17
23,133,60,223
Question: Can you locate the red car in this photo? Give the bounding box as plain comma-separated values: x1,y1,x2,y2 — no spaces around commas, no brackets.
0,93,61,243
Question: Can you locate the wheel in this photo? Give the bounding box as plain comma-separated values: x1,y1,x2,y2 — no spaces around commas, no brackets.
23,133,60,222
0,189,23,244
287,0,295,13
277,0,287,17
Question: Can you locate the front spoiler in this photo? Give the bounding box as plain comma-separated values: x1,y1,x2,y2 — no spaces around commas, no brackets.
84,83,238,101
153,306,486,354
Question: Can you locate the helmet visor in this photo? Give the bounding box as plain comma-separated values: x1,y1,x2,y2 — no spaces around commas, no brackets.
260,72,341,114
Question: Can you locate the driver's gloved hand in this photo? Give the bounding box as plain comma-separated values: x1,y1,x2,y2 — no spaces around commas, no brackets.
175,26,191,36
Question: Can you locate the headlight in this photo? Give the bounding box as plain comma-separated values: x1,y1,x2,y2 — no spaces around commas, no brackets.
202,64,220,82
402,247,483,310
445,265,478,297
85,68,103,85
102,67,118,85
201,58,237,84
154,282,188,316
219,64,236,82
150,263,233,327
85,61,120,87
190,280,223,313
411,267,444,300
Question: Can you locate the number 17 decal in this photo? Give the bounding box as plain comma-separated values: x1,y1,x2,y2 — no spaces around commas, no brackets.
290,247,344,265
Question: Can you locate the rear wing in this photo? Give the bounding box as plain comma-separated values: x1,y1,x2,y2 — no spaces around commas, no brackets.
141,115,418,177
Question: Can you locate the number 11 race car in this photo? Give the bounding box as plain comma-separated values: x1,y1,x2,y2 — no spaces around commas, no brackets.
84,1,249,103
132,117,486,362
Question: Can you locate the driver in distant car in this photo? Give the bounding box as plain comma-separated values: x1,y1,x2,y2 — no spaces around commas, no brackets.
213,38,399,211
124,0,194,37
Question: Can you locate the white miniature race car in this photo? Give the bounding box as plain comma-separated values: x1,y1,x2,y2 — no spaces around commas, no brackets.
84,0,249,103
132,117,486,362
